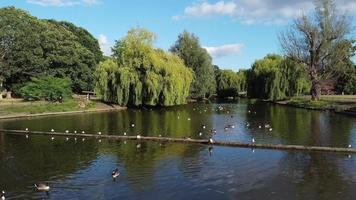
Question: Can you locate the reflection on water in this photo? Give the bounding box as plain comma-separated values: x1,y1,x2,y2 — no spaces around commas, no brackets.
0,100,356,199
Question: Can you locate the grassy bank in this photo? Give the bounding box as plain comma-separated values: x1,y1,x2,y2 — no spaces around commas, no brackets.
0,96,125,118
276,95,356,112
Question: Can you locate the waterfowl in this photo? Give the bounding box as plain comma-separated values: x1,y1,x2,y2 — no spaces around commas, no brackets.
26,134,29,139
136,135,141,139
269,128,273,132
35,183,50,192
131,123,135,128
199,132,203,137
65,130,69,133
74,138,77,141
1,190,5,200
202,125,206,129
82,138,85,142
136,143,141,148
177,116,180,119
98,132,102,135
51,137,54,140
258,126,262,129
246,123,250,127
209,138,214,143
51,129,54,132
74,131,77,134
112,168,120,178
123,132,127,136
187,118,191,121
81,131,85,134
25,128,29,131
158,134,162,137
66,137,69,141
264,124,271,128
252,138,255,143
98,139,102,143
348,144,352,148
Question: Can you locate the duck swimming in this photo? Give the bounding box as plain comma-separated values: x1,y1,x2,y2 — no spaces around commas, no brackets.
112,168,120,178
1,190,5,200
35,183,50,192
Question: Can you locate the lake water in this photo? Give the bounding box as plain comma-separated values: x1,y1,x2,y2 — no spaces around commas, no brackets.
1,100,356,199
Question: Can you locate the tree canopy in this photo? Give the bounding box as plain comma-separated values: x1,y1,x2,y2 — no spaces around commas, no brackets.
95,28,193,106
215,69,247,98
0,7,101,93
170,31,216,99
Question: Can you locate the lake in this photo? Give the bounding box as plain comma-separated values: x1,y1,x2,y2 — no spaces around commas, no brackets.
1,100,356,199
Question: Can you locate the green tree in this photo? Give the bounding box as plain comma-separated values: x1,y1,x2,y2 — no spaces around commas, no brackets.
95,28,193,106
215,69,247,98
280,0,353,100
170,31,216,99
0,7,100,93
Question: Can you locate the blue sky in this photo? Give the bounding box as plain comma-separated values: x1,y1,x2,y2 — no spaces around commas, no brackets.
1,0,355,70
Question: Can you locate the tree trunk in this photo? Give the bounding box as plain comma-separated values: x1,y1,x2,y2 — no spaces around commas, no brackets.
310,70,321,101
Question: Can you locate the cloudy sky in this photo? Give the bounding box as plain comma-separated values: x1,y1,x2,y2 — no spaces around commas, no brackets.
1,0,355,70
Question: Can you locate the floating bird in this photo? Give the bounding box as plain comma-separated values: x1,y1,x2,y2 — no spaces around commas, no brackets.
74,131,77,134
246,123,250,127
98,139,102,143
187,118,191,121
158,134,162,137
248,110,251,113
65,130,69,133
51,129,54,132
209,138,214,143
230,125,235,129
199,132,203,137
136,143,141,148
136,135,141,139
264,124,271,128
348,144,352,148
123,132,127,136
66,137,69,141
98,132,102,135
82,138,85,142
74,138,77,142
124,141,127,144
1,190,5,200
252,138,255,143
202,125,206,129
26,134,29,139
258,126,262,129
224,127,229,131
131,123,135,128
25,128,29,131
269,128,273,132
51,137,54,141
81,131,85,134
35,183,50,192
112,168,120,178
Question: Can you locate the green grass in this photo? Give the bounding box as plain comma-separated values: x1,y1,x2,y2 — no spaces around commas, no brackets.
0,99,96,115
287,96,356,111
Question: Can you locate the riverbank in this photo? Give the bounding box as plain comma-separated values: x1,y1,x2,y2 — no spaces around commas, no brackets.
273,95,356,116
0,96,126,120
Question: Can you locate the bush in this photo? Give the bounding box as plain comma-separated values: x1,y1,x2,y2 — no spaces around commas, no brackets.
20,76,73,101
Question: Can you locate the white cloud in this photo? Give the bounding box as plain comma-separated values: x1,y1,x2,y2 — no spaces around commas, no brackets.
27,0,99,6
203,43,243,58
98,34,112,56
174,0,356,24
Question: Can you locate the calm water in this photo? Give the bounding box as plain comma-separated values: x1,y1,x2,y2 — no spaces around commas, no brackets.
1,100,356,199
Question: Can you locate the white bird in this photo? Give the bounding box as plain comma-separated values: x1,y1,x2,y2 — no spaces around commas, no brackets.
131,123,135,127
158,134,162,137
269,128,273,132
348,144,352,148
98,139,102,143
136,143,141,148
34,183,50,192
82,131,85,134
74,131,77,134
74,138,77,141
25,128,29,131
252,138,255,143
231,125,235,129
26,134,29,139
112,168,120,178
66,137,69,141
246,123,250,127
123,132,127,136
51,137,54,140
124,141,127,144
51,129,54,132
202,125,206,129
82,138,85,142
136,135,141,139
199,132,203,136
98,132,102,135
65,130,69,133
209,138,214,143
177,116,180,119
187,118,191,121
1,190,5,200
258,126,262,129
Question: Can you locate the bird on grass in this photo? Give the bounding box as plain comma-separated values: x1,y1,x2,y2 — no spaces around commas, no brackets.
112,168,120,179
35,183,50,192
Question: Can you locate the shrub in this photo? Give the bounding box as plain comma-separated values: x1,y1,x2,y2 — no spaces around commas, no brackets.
20,76,73,101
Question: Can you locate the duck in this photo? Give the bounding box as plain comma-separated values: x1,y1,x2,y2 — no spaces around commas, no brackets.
269,128,273,132
136,143,141,148
74,130,77,134
187,118,191,121
74,138,77,142
258,126,262,129
98,139,102,143
1,190,5,200
82,138,85,142
224,127,229,131
158,134,162,137
112,168,120,178
35,183,50,192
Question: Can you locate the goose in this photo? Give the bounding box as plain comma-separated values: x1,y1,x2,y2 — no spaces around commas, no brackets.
51,129,54,132
112,168,120,178
35,183,50,192
252,138,255,143
1,190,5,200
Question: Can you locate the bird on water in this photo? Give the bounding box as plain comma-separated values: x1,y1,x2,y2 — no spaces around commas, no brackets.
1,190,5,200
35,183,50,192
112,168,120,179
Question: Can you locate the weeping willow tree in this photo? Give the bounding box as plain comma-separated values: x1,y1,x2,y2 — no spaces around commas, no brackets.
215,69,247,98
247,54,310,101
95,28,193,106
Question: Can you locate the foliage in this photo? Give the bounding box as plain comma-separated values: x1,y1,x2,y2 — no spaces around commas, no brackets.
170,31,216,99
95,28,193,106
215,69,247,97
20,76,72,101
247,54,310,101
0,7,101,93
280,0,353,100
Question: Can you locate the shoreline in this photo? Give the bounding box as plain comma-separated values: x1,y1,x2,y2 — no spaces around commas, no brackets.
0,106,127,120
